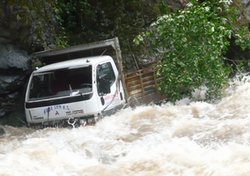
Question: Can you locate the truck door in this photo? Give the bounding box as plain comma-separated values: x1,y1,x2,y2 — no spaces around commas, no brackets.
96,61,122,112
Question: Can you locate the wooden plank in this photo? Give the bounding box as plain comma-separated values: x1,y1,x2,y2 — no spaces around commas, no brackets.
125,74,140,80
143,80,155,87
129,89,143,96
126,78,140,84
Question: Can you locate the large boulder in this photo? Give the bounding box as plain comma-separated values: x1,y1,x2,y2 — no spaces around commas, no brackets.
0,44,31,118
0,44,30,70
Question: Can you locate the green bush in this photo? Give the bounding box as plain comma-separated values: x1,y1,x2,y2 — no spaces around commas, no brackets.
135,0,250,101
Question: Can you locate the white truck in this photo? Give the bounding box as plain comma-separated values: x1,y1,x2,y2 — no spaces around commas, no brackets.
25,38,164,127
25,38,128,127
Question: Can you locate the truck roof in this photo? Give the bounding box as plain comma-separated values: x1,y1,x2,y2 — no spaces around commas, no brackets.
33,55,112,73
32,38,122,66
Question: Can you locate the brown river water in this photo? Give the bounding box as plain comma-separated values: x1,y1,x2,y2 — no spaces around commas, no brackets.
1,75,250,176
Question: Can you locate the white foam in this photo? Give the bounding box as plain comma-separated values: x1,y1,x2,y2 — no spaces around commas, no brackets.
2,76,250,175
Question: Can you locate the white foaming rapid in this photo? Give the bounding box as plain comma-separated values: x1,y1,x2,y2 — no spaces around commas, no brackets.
1,75,250,176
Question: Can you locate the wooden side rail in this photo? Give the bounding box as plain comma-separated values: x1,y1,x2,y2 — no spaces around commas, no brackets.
124,64,166,106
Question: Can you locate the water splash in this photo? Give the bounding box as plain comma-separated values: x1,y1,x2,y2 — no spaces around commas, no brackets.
1,76,250,175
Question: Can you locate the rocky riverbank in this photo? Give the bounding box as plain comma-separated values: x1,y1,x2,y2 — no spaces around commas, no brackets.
0,43,31,126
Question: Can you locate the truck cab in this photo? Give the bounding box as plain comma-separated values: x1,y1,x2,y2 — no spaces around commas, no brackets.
25,56,126,127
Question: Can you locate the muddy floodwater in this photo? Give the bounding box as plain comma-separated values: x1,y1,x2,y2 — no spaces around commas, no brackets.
1,76,250,176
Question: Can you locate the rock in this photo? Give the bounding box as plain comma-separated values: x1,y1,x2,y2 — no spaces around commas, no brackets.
0,128,5,136
0,44,30,70
0,74,27,94
0,43,31,119
8,92,19,99
0,37,11,44
0,109,6,117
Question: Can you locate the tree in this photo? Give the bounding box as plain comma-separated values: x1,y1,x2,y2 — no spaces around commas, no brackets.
135,0,250,101
55,0,163,70
0,0,61,51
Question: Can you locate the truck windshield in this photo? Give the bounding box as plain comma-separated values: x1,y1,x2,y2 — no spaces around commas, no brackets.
28,66,92,101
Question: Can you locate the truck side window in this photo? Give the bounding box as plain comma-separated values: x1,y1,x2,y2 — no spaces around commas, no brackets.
29,73,54,99
96,62,115,95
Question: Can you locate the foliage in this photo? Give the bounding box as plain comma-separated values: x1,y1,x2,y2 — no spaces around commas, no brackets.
220,0,250,50
54,0,164,70
0,0,62,50
1,0,179,57
135,0,250,101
